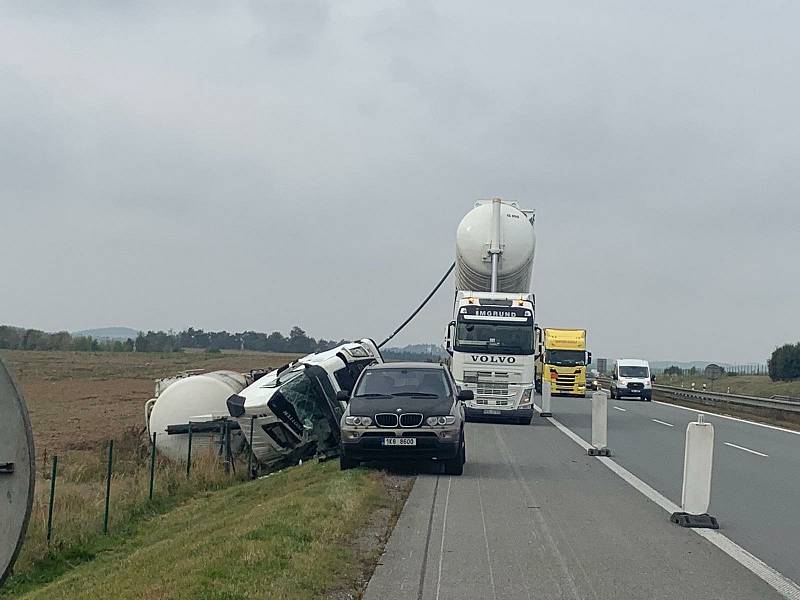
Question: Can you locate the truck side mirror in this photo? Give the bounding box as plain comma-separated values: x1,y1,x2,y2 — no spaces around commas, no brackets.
457,390,474,402
335,390,351,402
586,352,592,365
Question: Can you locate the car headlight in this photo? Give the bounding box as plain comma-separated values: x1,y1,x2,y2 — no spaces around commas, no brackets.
344,416,372,427
426,416,456,426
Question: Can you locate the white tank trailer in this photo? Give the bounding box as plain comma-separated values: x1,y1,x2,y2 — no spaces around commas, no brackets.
455,199,536,293
447,198,538,424
146,370,250,462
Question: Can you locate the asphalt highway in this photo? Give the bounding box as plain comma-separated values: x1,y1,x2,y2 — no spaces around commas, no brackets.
549,392,800,587
364,413,789,600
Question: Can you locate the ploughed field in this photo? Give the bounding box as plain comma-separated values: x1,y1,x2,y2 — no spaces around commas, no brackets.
0,350,301,458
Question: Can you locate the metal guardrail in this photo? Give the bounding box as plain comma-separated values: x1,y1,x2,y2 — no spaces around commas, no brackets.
596,377,800,417
653,384,800,415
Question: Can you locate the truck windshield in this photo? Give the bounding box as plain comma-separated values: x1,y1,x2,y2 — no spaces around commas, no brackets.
268,369,337,450
455,322,534,355
546,349,586,366
619,366,649,378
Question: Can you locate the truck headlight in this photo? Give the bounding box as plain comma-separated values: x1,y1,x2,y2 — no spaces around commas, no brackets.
519,388,532,406
344,416,372,427
426,416,456,426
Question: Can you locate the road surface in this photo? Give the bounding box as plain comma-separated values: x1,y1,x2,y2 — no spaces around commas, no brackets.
551,392,800,585
365,411,792,600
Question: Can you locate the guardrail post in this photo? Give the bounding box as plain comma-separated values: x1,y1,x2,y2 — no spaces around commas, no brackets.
588,391,611,456
46,455,58,544
103,440,113,535
671,415,718,528
540,380,553,417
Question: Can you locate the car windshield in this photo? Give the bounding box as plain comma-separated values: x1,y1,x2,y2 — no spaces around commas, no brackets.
619,366,649,378
354,368,450,398
455,322,533,355
546,349,586,366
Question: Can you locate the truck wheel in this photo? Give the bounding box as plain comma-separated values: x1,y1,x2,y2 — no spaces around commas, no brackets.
340,454,358,471
610,387,616,399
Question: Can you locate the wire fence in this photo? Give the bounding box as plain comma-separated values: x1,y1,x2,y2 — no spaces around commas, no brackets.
11,423,252,584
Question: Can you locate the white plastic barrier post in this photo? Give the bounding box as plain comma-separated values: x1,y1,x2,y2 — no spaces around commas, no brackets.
671,415,719,528
540,380,553,417
588,390,611,456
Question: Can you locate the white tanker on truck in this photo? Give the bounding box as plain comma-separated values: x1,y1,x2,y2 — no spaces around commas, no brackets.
445,198,537,424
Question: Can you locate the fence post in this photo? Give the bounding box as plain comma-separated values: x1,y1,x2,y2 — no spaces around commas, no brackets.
46,455,58,544
224,420,231,475
186,422,193,478
103,440,113,535
149,432,157,501
247,416,255,478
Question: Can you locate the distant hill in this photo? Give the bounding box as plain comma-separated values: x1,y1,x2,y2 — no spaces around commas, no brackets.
73,327,139,340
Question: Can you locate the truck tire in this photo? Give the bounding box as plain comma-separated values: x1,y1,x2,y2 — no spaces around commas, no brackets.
610,386,616,399
340,454,358,471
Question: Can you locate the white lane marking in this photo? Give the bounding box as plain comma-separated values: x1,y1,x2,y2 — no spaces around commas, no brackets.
653,399,800,436
724,442,769,457
434,476,452,600
476,473,498,600
613,406,627,412
533,404,800,599
651,418,674,427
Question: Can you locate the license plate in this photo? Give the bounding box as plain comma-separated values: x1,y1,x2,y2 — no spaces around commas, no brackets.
383,437,416,446
483,409,502,415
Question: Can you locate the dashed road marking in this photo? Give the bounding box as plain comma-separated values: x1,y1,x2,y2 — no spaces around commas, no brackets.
651,418,674,427
533,403,800,599
613,406,627,412
724,442,769,457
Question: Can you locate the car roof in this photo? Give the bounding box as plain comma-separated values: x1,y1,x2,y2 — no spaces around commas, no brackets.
616,359,649,367
363,362,445,370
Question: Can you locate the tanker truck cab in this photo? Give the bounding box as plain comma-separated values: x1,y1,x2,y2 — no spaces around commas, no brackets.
226,339,383,473
446,291,535,424
610,359,652,401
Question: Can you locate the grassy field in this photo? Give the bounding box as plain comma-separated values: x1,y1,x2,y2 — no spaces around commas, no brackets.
11,461,409,600
655,373,800,398
1,350,413,598
0,349,301,458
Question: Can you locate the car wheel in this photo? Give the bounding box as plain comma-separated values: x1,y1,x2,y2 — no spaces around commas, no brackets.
444,439,465,476
340,454,358,471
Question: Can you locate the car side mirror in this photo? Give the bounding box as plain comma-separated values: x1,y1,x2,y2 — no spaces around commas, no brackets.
336,390,351,402
457,390,474,402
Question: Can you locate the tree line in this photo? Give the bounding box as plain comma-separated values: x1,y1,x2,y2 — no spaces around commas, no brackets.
0,325,348,355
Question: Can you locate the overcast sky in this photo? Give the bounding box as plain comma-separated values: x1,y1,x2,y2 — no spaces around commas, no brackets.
1,1,798,364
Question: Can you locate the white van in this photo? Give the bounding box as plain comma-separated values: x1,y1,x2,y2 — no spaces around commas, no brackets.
610,359,652,401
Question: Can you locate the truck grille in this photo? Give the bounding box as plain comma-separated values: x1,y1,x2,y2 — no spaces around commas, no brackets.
375,413,398,428
477,382,509,396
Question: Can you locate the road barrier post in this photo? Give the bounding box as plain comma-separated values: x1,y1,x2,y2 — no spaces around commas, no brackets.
46,456,58,544
540,380,553,417
671,415,718,528
588,391,611,456
103,440,113,535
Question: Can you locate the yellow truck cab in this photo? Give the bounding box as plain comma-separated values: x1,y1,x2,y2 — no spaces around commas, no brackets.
534,328,591,397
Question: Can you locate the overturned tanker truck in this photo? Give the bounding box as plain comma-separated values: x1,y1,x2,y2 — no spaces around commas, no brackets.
146,339,383,475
